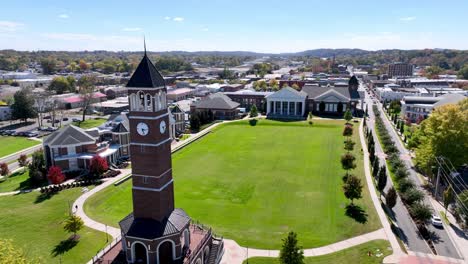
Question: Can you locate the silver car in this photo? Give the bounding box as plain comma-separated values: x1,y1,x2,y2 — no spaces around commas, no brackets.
431,215,443,227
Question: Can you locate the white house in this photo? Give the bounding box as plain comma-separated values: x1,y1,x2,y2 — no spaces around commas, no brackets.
266,87,307,118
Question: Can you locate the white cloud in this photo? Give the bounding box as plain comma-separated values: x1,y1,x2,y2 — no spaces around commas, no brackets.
164,16,171,20
399,17,416,21
202,28,209,32
0,21,24,32
122,27,142,32
173,17,184,22
58,14,69,19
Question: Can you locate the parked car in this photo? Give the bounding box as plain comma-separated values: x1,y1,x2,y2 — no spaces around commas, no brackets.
45,127,58,132
2,130,16,136
72,118,81,122
24,132,39,137
62,117,69,121
43,115,51,119
431,215,443,227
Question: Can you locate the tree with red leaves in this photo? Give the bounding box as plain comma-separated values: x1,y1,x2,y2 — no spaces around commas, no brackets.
89,155,108,178
47,166,65,184
0,162,9,176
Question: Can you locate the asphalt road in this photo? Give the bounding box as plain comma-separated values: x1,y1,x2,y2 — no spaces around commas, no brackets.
365,84,461,259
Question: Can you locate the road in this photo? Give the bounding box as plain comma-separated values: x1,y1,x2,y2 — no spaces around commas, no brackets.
364,84,461,259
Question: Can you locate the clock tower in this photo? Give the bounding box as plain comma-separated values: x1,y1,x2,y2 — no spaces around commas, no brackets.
119,48,192,264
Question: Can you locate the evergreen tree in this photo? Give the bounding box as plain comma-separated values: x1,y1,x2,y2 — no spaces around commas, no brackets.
250,104,258,117
189,113,201,131
399,121,404,135
377,165,387,193
279,231,304,264
11,88,37,122
385,187,397,209
28,150,46,184
343,109,352,123
372,158,380,178
363,117,366,127
365,105,368,117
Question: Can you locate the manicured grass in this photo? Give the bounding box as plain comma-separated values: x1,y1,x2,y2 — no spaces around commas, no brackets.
72,118,106,129
0,136,40,158
0,169,41,193
0,188,107,263
243,239,392,264
85,119,380,249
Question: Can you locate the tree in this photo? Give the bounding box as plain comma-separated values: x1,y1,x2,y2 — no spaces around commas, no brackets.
341,153,356,170
455,190,468,227
307,112,313,125
279,231,304,264
291,83,300,91
343,109,352,123
343,174,363,204
443,187,455,214
64,214,84,240
386,187,397,209
269,79,279,90
79,59,89,72
190,113,201,131
399,121,405,135
363,117,366,127
410,203,433,223
344,139,355,151
415,99,468,173
77,75,96,122
11,88,37,122
48,76,72,94
47,166,65,184
0,238,38,264
458,65,468,79
89,155,108,178
377,166,387,193
365,105,368,117
342,124,353,138
0,162,9,177
40,57,56,75
17,154,29,168
401,188,425,205
28,150,46,184
250,104,258,118
372,158,380,178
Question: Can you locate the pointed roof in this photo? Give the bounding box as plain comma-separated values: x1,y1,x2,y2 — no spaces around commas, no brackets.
265,86,307,100
44,125,96,146
126,54,166,88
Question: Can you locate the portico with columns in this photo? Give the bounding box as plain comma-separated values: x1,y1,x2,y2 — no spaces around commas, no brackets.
266,87,307,119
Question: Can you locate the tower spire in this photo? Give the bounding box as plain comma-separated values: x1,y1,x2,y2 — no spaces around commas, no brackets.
143,35,147,56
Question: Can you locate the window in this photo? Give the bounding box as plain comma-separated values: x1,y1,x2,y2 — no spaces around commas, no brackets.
146,94,152,111
143,177,149,184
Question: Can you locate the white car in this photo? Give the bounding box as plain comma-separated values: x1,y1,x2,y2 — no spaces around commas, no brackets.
431,215,443,227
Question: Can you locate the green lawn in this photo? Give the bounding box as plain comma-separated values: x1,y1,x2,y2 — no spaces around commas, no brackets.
0,136,40,158
72,118,106,129
0,169,43,193
0,188,107,263
84,119,380,249
243,240,392,264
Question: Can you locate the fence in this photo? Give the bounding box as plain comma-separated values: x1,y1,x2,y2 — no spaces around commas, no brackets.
89,234,122,264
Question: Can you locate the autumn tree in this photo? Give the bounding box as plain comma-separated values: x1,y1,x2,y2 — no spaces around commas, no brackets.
17,154,29,171
47,166,65,184
89,155,108,178
415,99,468,173
279,231,304,264
0,162,9,177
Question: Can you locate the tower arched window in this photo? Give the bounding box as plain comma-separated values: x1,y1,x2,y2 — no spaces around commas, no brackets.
129,94,136,111
157,92,162,111
146,94,152,111
137,91,145,111
161,91,166,109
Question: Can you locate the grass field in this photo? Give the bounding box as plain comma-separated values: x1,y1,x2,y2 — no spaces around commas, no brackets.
0,169,42,193
84,119,380,249
0,188,107,263
0,136,40,158
243,240,392,264
72,118,106,129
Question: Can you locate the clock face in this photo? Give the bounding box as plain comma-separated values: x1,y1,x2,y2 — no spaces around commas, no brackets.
160,120,166,134
136,122,149,136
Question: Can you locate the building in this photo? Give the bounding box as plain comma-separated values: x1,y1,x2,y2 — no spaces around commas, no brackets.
388,63,413,78
166,88,194,102
265,87,307,119
191,93,240,120
91,97,129,114
224,90,272,112
401,93,466,122
220,83,244,92
0,106,12,121
115,51,223,264
59,92,107,109
102,86,128,99
169,104,186,138
42,116,130,172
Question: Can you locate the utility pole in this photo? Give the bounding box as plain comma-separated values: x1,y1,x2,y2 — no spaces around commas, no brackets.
434,165,441,201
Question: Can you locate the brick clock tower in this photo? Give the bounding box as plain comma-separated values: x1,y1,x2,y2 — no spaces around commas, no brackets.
119,50,192,264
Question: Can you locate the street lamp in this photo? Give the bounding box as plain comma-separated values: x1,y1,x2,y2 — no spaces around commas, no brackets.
105,224,109,242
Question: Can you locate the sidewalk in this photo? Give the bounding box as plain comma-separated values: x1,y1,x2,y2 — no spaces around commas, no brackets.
220,229,387,264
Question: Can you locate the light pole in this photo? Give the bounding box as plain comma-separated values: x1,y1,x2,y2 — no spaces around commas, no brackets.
105,224,109,242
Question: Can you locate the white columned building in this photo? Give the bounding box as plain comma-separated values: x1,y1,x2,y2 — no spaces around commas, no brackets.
266,87,307,119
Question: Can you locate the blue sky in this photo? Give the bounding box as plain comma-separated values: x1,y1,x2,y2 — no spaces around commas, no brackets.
0,0,467,52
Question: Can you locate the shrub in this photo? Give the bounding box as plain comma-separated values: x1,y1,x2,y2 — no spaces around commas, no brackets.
343,125,353,137
47,166,66,184
386,187,397,209
397,178,415,193
395,166,409,180
344,139,355,151
410,203,433,223
0,162,9,176
17,154,29,167
89,155,109,178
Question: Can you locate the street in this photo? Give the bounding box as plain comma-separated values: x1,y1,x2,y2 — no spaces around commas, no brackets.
364,84,462,259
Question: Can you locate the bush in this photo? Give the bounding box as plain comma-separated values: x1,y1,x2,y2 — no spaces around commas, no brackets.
89,155,108,178
47,166,66,184
410,203,433,223
0,162,9,176
343,125,353,137
344,139,355,151
395,167,409,180
397,178,415,193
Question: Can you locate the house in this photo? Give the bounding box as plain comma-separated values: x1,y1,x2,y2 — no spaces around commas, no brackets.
43,115,130,172
169,104,186,138
166,88,194,102
0,106,12,121
401,93,466,122
224,89,272,112
265,87,307,119
191,93,240,120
